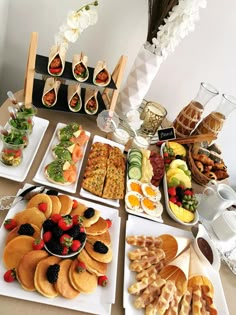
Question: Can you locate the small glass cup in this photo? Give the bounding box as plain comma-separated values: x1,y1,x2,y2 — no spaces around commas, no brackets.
111,128,130,145
8,117,34,135
131,133,150,150
0,137,24,166
15,103,38,121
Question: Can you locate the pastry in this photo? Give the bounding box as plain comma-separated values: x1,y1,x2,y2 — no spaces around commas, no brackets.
195,161,204,172
69,259,97,293
203,171,217,180
54,259,79,299
85,241,112,263
5,223,40,244
78,249,107,276
14,207,46,228
58,194,73,215
192,154,214,166
3,235,35,269
27,193,52,218
34,255,61,298
126,235,163,248
16,250,49,291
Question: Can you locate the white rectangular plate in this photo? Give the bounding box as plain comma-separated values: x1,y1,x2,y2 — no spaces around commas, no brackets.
125,206,163,223
0,184,120,315
0,116,49,182
123,215,229,315
80,135,125,208
33,123,90,194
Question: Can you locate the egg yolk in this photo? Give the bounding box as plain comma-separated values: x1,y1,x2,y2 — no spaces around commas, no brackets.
143,198,155,210
130,182,142,194
128,194,140,207
145,186,156,197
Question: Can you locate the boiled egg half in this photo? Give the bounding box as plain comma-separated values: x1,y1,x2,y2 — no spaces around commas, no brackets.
127,179,143,194
141,198,163,217
141,183,161,202
125,191,143,212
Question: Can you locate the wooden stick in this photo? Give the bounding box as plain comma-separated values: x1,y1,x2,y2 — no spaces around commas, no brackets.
169,133,217,145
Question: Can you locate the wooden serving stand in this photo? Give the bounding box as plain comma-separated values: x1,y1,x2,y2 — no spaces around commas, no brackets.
23,32,127,114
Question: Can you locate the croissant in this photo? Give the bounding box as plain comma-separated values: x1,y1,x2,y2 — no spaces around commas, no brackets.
193,154,214,166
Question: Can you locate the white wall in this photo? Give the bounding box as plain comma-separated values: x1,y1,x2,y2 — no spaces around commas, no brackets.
1,0,236,187
0,0,9,94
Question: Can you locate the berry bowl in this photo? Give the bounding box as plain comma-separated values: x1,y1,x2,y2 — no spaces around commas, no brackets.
41,214,87,258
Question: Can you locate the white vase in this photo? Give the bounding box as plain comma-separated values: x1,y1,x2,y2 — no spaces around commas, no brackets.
117,45,163,116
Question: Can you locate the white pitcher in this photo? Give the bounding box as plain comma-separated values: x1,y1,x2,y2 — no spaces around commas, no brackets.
197,180,236,221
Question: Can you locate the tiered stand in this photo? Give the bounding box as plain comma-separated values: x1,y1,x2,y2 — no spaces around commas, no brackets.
23,32,127,114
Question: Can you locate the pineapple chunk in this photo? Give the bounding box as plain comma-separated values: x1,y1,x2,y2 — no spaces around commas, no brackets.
169,201,194,223
168,142,186,157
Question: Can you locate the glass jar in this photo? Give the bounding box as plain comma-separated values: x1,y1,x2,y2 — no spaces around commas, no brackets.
8,117,33,135
131,134,150,150
15,103,38,120
2,129,29,148
0,139,23,166
111,128,130,145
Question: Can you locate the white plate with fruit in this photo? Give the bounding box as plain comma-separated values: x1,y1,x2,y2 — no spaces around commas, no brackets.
161,142,199,226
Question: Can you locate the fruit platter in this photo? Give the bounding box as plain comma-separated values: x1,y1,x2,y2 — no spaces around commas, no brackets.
161,141,199,226
0,184,121,315
125,148,165,223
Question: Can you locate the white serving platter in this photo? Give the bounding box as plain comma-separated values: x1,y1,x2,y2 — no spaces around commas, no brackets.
123,215,229,315
80,134,125,208
0,184,120,315
160,143,199,226
0,116,49,182
33,123,90,194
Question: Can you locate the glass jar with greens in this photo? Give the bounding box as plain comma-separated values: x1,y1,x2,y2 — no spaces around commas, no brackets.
0,134,24,166
8,117,33,135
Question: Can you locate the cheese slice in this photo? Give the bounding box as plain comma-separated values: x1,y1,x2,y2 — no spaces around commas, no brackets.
73,130,82,137
63,161,71,171
67,144,76,153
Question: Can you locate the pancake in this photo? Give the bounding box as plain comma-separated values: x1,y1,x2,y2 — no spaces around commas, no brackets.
71,205,100,228
34,255,61,298
87,230,111,246
14,207,46,228
27,193,52,218
3,235,35,269
54,259,79,299
85,217,108,235
69,259,97,293
5,223,41,244
58,194,73,215
49,195,62,215
78,249,107,276
16,250,49,291
85,242,112,263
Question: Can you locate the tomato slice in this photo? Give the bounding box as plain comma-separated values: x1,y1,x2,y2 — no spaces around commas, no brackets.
49,67,62,74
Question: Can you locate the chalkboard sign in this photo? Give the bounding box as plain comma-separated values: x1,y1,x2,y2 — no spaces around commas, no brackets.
157,127,176,141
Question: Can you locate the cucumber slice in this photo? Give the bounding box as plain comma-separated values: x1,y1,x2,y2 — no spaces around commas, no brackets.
129,150,142,158
128,165,142,180
129,161,142,168
129,156,142,165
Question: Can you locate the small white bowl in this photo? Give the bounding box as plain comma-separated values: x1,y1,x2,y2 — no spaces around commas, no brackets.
192,223,221,271
211,211,236,241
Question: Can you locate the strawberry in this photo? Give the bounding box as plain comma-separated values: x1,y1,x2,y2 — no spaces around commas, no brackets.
72,199,78,209
43,231,52,243
38,202,47,213
60,234,73,247
32,238,44,250
71,240,81,252
168,187,176,197
76,261,86,273
184,189,194,196
4,269,16,282
4,218,17,230
58,216,73,231
62,246,69,255
98,275,108,287
51,213,62,223
169,196,177,204
106,219,112,228
176,201,182,207
72,214,83,226
79,226,85,233
163,152,169,158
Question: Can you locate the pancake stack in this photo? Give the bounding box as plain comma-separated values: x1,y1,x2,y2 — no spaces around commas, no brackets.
2,193,113,299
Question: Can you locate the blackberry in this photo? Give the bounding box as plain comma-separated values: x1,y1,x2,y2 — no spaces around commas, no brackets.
176,186,185,201
46,189,58,196
52,226,64,238
93,241,108,254
42,219,56,232
84,207,95,218
77,232,86,243
18,223,35,236
46,239,63,255
46,264,60,283
67,225,81,238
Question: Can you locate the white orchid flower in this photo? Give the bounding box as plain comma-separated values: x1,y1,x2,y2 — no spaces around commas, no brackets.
67,10,80,29
64,28,80,43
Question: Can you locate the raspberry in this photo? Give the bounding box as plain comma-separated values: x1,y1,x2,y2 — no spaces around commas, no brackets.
38,202,47,212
